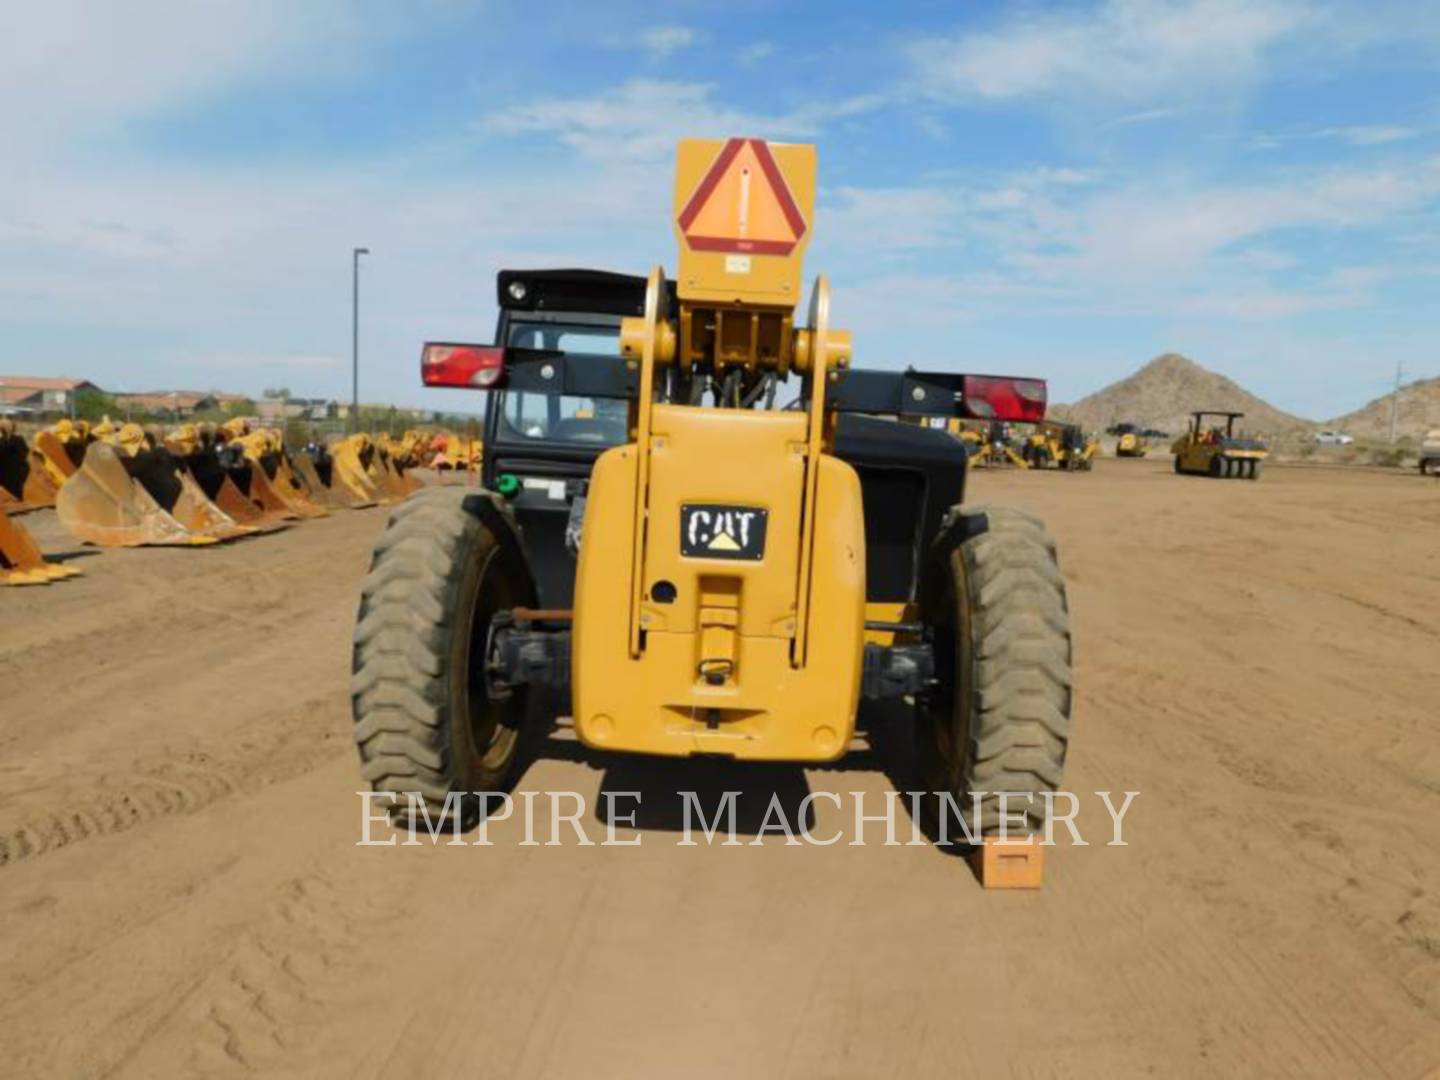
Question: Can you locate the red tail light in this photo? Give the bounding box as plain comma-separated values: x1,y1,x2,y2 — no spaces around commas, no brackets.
421,343,506,389
960,375,1047,422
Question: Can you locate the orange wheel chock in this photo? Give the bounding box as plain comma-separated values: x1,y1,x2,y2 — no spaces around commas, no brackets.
970,836,1046,890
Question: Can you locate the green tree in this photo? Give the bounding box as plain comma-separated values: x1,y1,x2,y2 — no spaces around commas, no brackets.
73,388,120,422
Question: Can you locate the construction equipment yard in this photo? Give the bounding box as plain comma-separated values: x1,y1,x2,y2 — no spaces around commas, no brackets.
1,459,1435,1078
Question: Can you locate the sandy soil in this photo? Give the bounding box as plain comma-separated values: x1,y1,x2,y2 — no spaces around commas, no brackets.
2,461,1437,1079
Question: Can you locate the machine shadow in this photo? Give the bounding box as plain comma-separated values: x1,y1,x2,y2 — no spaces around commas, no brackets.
851,700,967,855
43,548,102,564
521,699,956,849
594,756,816,836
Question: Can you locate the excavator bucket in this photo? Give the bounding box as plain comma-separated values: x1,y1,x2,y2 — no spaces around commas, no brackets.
32,426,86,482
430,432,454,468
377,432,427,495
289,448,373,509
373,445,417,499
165,424,300,531
327,436,395,505
54,441,257,547
178,445,289,526
237,459,308,518
1,501,81,585
430,431,483,473
204,420,325,519
232,435,328,519
266,451,330,516
129,442,271,539
163,424,265,527
0,423,61,511
223,456,317,521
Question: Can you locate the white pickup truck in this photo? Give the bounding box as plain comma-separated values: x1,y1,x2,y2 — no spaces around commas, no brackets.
1422,430,1440,477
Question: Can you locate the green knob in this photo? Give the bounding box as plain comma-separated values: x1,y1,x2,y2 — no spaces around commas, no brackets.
496,473,521,497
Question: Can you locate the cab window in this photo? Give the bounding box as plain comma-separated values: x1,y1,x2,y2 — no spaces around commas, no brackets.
495,320,628,445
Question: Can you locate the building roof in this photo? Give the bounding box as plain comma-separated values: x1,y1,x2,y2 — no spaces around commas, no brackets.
114,391,216,412
0,375,97,392
0,387,43,405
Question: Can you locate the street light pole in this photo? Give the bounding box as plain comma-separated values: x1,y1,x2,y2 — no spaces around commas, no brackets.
352,247,370,433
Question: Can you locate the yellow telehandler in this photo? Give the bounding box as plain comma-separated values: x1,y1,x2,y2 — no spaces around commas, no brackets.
350,138,1073,887
1025,420,1097,471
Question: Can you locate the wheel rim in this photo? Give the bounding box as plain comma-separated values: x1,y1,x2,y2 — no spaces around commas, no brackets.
462,547,524,774
922,568,971,794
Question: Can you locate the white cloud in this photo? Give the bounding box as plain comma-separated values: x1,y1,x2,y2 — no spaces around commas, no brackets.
1021,166,1099,187
1171,289,1358,318
1323,124,1420,145
1103,106,1185,128
740,42,776,65
811,151,1440,347
909,0,1303,105
640,26,698,58
481,79,882,163
4,2,1437,415
602,26,700,60
811,163,1099,264
820,187,961,253
1008,156,1440,285
0,0,381,152
1244,122,1423,150
1229,246,1300,272
0,146,683,403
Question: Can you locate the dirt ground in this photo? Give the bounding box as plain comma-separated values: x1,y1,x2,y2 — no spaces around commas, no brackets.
2,460,1437,1079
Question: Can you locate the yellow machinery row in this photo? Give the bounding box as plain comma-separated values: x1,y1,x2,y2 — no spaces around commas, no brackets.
0,418,439,586
943,419,1098,471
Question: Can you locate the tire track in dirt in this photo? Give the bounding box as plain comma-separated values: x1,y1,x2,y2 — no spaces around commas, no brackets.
4,470,1439,1078
0,689,345,870
63,847,407,1078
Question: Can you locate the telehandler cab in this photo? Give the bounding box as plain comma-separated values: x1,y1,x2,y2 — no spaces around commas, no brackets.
351,139,1073,880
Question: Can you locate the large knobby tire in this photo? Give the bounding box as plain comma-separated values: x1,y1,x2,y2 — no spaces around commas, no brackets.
917,506,1073,838
351,487,532,828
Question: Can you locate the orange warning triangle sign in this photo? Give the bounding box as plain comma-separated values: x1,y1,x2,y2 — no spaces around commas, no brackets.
677,138,807,256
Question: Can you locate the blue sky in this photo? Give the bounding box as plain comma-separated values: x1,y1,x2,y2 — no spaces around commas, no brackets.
2,0,1438,417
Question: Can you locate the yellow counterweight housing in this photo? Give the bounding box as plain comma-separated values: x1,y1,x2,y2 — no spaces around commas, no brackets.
572,405,866,761
575,139,866,762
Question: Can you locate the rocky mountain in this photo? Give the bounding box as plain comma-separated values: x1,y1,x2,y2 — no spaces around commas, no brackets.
1053,353,1309,437
1323,376,1440,441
